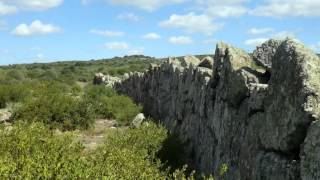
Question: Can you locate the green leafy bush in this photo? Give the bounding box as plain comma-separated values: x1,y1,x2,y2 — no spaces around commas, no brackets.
84,85,116,100
0,84,31,108
0,122,87,179
12,93,94,130
6,69,25,81
0,122,181,179
83,85,141,124
96,96,142,125
88,122,168,179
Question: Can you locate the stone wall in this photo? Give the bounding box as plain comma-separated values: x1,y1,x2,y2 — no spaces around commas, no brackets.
115,39,320,180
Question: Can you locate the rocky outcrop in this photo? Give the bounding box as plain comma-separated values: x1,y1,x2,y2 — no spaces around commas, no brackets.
131,113,146,128
93,73,121,87
93,73,106,85
115,39,320,179
198,56,214,69
253,39,282,71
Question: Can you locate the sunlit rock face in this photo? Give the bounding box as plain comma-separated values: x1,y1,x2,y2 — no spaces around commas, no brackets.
116,39,320,180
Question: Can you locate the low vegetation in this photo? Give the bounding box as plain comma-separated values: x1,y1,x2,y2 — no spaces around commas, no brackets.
0,122,197,179
0,55,159,83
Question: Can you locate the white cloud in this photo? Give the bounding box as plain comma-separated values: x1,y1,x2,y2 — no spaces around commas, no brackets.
37,53,44,59
272,31,295,39
159,12,222,36
205,5,247,18
250,0,320,17
105,42,129,50
108,0,185,11
117,12,141,22
196,0,248,5
0,19,7,30
0,2,17,15
142,33,161,40
128,47,145,55
194,0,248,18
11,20,61,36
245,30,297,47
248,27,274,35
245,38,269,46
90,29,124,37
169,36,193,45
0,0,63,12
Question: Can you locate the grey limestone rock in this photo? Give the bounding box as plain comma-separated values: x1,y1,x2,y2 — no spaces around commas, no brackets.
131,113,146,128
253,39,282,71
198,56,214,69
115,39,320,180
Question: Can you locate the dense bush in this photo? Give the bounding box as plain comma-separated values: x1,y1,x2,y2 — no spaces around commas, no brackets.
94,96,142,125
5,81,140,130
84,85,116,100
0,122,183,179
87,122,168,179
0,84,31,108
12,93,94,131
84,85,142,125
0,80,82,109
0,123,86,179
6,69,25,81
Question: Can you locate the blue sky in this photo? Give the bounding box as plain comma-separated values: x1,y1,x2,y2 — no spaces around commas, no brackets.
0,0,319,65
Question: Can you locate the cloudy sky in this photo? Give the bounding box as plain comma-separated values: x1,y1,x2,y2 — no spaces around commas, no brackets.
0,0,319,65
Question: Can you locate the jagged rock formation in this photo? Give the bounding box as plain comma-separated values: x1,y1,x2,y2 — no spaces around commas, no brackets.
93,73,121,87
115,39,320,180
253,39,282,71
93,73,106,85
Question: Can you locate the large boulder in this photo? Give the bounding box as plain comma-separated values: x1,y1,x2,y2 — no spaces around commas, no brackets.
198,56,214,69
93,73,106,85
259,39,320,152
93,73,121,87
180,55,201,67
131,113,146,128
253,39,282,71
0,109,11,123
301,121,320,180
105,75,121,87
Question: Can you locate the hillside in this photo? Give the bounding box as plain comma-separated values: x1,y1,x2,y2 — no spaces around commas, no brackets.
0,55,160,83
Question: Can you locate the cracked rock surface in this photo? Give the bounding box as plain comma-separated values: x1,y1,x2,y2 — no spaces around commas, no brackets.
115,39,320,180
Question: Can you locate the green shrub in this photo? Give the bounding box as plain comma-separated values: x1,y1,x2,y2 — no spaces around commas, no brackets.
0,122,174,179
84,85,116,100
6,69,25,81
0,122,87,179
12,93,94,130
83,85,141,124
0,84,31,108
88,122,168,179
30,80,81,97
97,96,142,125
